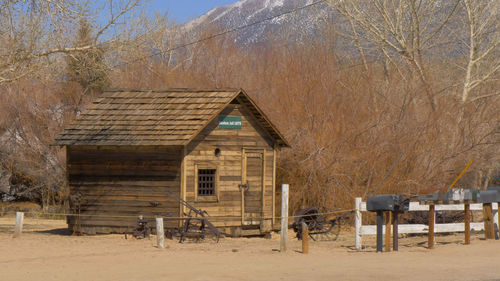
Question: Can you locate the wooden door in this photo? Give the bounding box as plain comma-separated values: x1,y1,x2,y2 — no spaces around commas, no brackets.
242,150,265,226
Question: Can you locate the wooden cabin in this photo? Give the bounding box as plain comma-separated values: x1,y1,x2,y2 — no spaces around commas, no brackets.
54,89,289,236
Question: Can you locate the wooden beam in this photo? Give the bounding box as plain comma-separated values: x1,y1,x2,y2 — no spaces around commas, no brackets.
385,211,392,252
483,203,495,239
392,210,399,251
241,148,246,225
272,144,277,227
261,149,265,228
302,222,309,254
179,146,187,227
65,146,70,213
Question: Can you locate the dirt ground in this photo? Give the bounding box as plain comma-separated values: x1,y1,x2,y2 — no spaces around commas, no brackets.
1,217,500,281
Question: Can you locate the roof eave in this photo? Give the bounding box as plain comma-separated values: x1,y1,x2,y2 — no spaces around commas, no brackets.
236,89,291,148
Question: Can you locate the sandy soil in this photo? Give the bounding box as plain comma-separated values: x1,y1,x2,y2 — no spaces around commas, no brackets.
1,217,500,281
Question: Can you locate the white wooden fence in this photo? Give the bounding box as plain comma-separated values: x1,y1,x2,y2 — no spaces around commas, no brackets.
354,197,499,250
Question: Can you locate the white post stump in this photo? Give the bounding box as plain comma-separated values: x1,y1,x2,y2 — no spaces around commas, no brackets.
494,203,499,239
14,212,24,238
280,184,289,252
355,197,362,250
156,217,165,249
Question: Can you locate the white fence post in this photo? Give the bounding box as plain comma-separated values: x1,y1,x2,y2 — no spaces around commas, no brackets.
156,217,164,249
355,197,362,250
494,203,499,238
280,184,289,252
13,212,24,238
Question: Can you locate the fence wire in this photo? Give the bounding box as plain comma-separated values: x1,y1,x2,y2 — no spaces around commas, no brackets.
8,208,356,221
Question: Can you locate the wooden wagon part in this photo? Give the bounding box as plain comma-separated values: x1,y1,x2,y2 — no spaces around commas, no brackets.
292,207,354,241
132,215,150,239
165,190,222,243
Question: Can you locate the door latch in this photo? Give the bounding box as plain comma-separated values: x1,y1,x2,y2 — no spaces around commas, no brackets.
238,182,249,191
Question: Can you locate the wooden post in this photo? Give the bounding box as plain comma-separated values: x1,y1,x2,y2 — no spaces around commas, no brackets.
376,211,383,252
13,212,24,238
240,188,245,225
354,197,362,250
156,217,164,249
483,203,495,239
428,204,435,249
280,184,289,252
464,203,471,245
179,146,187,228
385,211,392,252
241,148,247,225
260,150,266,231
301,222,309,254
392,210,399,251
272,144,277,227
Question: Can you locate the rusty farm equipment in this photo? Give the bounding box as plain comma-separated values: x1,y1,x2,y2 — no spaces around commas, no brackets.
132,215,151,239
292,207,354,241
165,191,222,243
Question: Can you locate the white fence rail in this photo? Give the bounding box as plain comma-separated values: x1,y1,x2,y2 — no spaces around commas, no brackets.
354,197,498,250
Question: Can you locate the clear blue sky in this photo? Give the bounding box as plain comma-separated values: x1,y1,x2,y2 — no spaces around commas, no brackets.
150,0,238,23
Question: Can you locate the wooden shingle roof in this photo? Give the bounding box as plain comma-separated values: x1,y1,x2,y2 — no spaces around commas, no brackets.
54,89,289,147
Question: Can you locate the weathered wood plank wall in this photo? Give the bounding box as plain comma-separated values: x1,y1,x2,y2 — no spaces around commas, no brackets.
67,145,182,234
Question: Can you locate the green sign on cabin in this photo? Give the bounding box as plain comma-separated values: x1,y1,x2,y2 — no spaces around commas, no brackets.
218,116,242,129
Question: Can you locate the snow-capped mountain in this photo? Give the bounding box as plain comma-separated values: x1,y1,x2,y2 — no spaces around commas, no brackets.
183,0,335,44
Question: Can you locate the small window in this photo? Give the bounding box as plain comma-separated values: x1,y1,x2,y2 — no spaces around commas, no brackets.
198,169,216,196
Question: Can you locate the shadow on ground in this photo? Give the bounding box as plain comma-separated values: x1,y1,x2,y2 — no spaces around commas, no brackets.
0,225,72,236
35,228,72,236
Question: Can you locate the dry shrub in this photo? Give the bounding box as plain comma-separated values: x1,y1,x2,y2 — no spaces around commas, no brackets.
112,28,500,215
0,81,94,207
0,12,499,218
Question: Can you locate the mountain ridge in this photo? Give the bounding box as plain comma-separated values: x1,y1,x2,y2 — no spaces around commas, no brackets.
183,0,333,44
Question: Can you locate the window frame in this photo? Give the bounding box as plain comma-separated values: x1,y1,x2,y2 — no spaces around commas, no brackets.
194,163,219,203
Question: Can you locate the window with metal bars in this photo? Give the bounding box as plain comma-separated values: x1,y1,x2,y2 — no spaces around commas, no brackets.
197,169,216,196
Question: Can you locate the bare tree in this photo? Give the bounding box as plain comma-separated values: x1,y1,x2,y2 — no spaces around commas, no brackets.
326,0,461,109
460,0,500,102
0,0,143,208
0,0,140,85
